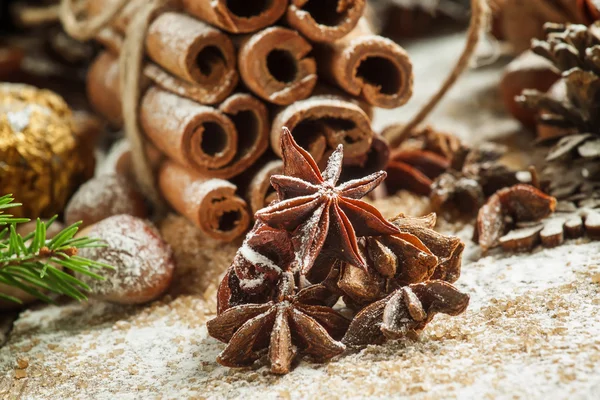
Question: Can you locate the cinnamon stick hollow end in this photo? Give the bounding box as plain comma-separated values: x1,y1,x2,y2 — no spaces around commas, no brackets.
140,87,238,171
159,161,250,242
341,134,390,182
238,27,318,106
286,0,367,43
246,159,283,214
271,95,374,161
146,12,238,91
181,0,288,34
215,93,270,178
335,35,413,109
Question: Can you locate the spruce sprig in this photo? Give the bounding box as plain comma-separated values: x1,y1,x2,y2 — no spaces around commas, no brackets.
0,194,114,304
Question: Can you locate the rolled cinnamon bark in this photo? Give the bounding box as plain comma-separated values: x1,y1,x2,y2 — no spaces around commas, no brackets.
145,12,238,90
140,86,238,171
181,0,288,34
216,93,270,178
233,158,283,214
94,12,239,106
271,92,374,162
314,19,413,109
87,51,123,127
237,27,317,106
158,160,250,242
286,0,366,43
340,134,390,182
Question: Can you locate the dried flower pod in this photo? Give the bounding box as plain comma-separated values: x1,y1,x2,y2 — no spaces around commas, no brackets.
211,129,468,374
476,184,557,251
208,272,349,374
338,213,464,308
342,280,469,346
430,142,521,217
391,214,465,283
496,200,600,251
382,125,461,196
256,129,399,274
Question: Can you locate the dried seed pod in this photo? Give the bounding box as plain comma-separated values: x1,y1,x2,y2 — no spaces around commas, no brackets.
342,280,469,346
208,273,349,374
476,184,557,251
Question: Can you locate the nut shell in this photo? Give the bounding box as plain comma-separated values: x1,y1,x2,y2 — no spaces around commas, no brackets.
76,215,175,304
65,175,147,228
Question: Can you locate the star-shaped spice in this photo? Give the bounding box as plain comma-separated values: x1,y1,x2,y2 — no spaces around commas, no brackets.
475,184,557,251
208,272,349,374
338,214,464,308
256,129,399,274
342,280,470,346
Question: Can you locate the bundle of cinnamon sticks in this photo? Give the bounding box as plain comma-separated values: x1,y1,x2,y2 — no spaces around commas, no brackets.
85,0,414,242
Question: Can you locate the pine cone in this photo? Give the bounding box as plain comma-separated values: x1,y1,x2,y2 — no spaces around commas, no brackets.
518,22,600,202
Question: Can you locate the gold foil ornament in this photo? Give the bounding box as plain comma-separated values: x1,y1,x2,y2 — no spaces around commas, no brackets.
0,84,85,218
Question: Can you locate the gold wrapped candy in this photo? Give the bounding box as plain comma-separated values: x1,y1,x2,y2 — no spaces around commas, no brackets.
0,84,85,218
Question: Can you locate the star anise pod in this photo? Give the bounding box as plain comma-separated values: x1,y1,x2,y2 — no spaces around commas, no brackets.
208,272,349,374
475,184,557,251
342,280,470,346
430,142,522,216
255,129,399,274
382,125,460,196
338,213,464,308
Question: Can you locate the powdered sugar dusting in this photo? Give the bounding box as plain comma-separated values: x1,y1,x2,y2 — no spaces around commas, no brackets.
65,175,145,226
76,215,174,302
240,243,281,273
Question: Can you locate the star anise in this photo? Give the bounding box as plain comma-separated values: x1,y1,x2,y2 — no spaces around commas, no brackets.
382,125,460,196
430,142,522,217
475,184,557,251
338,213,464,308
255,129,400,274
342,280,470,346
208,272,349,374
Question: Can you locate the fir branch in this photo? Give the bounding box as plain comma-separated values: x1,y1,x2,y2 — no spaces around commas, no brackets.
0,194,114,304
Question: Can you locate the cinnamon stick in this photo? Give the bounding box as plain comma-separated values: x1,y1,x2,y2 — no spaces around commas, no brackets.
94,14,238,106
180,0,288,34
158,160,250,242
145,12,238,89
86,51,125,127
271,92,374,162
216,93,270,178
233,157,283,214
237,27,317,106
340,134,390,183
140,86,238,171
286,0,366,43
314,18,413,109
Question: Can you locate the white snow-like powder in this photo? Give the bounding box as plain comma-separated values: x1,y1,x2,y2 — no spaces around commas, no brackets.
239,243,281,274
